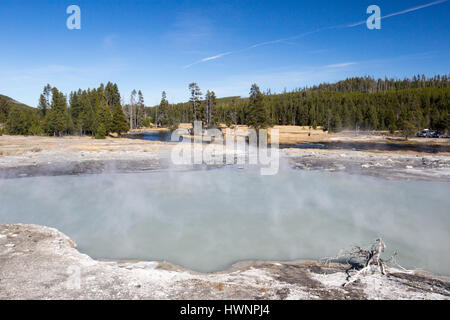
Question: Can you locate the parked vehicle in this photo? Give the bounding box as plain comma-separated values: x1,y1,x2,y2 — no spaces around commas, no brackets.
417,129,430,137
417,129,446,138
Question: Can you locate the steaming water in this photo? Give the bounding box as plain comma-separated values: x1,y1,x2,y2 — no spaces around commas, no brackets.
1,168,449,275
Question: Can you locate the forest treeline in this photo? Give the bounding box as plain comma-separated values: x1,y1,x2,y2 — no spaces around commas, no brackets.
0,75,448,138
0,82,129,138
148,75,449,135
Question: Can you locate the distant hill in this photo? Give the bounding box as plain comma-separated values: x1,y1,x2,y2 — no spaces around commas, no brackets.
216,96,243,104
0,94,34,110
0,94,35,124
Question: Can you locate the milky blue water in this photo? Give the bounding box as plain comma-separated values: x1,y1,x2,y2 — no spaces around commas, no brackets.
1,168,449,275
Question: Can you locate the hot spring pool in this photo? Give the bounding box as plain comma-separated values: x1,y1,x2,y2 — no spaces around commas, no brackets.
1,168,449,275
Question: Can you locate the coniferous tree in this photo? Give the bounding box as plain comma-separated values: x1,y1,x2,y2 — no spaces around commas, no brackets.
5,106,30,135
189,83,202,122
95,123,106,139
401,120,417,140
69,89,84,134
43,87,72,136
105,82,121,107
136,90,145,128
157,91,168,127
204,90,216,127
0,98,9,124
387,109,397,133
247,84,269,131
111,103,129,135
38,94,47,118
38,84,51,117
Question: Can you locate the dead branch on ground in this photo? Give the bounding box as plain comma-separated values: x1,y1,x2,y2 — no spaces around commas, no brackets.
321,238,413,287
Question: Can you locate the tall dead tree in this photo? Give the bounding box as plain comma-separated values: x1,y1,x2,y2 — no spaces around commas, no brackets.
129,89,136,130
137,90,144,129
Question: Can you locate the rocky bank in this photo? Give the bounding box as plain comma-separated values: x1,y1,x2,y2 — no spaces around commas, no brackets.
1,224,449,300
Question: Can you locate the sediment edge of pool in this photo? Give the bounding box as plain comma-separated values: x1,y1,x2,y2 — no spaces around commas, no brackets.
2,150,450,182
1,223,449,300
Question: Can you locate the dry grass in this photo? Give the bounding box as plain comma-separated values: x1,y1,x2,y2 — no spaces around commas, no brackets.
0,135,166,156
271,125,328,144
178,123,193,129
211,125,330,145
0,129,448,158
220,125,329,144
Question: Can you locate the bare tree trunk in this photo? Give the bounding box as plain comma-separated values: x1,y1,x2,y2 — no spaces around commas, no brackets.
130,104,133,130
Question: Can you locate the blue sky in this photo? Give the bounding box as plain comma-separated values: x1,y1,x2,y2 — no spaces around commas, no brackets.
0,0,449,107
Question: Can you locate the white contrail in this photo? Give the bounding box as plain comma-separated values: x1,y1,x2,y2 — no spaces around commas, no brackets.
249,27,335,49
183,0,448,69
182,52,233,69
382,0,448,19
325,62,358,68
347,0,448,27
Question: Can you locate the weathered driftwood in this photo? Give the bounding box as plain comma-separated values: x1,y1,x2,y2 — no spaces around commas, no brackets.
343,238,386,287
322,238,412,287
